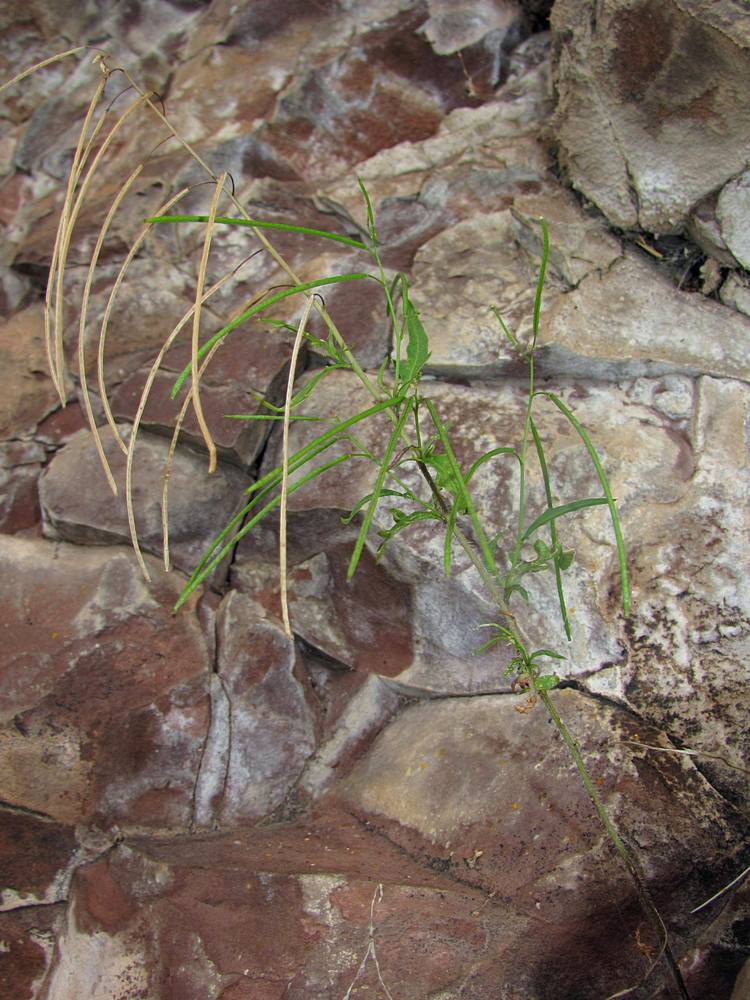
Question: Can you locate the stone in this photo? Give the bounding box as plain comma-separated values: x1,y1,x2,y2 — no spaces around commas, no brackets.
0,809,79,910
39,425,250,576
193,591,318,827
550,0,750,233
421,1,525,57
721,271,750,319
511,187,622,287
615,377,750,810
717,169,750,270
0,904,62,1000
686,194,737,267
0,304,61,438
0,536,210,828
538,250,750,381
338,688,743,997
2,1,749,992
0,440,44,533
43,811,544,999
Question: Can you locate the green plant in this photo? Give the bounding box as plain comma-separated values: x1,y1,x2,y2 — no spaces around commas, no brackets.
5,49,689,998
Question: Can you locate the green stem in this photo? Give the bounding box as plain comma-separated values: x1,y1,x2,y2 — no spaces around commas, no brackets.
539,689,690,1000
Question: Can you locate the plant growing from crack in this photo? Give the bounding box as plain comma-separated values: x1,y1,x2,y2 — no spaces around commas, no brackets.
4,48,690,999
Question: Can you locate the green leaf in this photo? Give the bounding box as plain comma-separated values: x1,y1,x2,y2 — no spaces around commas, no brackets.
534,674,560,691
423,399,497,575
145,214,368,252
530,418,572,639
532,217,550,346
397,277,430,386
376,509,440,558
522,497,610,542
341,489,415,525
533,538,551,561
348,399,413,579
529,649,566,662
170,273,370,398
505,582,530,602
558,548,575,571
357,177,378,245
543,392,630,616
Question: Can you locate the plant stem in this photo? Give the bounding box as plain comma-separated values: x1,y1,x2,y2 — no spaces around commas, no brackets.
540,689,690,1000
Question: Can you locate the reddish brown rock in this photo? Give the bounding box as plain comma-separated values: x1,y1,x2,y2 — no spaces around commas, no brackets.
0,905,63,1000
338,688,745,997
107,318,297,468
0,304,61,439
43,811,538,999
0,440,44,533
0,536,210,829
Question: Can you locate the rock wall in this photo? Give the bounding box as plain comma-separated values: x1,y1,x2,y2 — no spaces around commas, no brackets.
0,1,748,998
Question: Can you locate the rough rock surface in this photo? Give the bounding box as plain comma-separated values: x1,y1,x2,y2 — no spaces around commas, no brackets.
1,2,749,998
550,0,750,234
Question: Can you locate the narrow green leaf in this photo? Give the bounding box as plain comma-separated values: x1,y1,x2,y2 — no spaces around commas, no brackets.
377,510,440,559
170,273,370,398
341,489,412,525
175,453,353,610
357,177,378,245
398,277,430,386
543,392,630,616
348,399,413,580
146,214,368,252
423,399,497,576
530,648,566,661
223,413,321,422
490,305,524,355
522,497,610,542
532,217,550,345
530,418,571,639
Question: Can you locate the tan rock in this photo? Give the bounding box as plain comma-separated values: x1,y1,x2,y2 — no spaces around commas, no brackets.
551,0,750,232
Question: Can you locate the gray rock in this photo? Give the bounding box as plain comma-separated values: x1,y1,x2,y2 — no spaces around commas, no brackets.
40,425,250,576
211,591,317,824
539,250,750,381
717,170,750,270
720,270,750,319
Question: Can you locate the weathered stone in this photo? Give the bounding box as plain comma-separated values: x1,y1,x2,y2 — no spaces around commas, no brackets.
0,536,209,828
0,304,61,438
39,806,650,1000
3,2,749,992
551,0,750,233
0,809,78,910
717,169,750,270
721,270,750,319
192,591,317,827
511,187,622,286
539,250,750,381
615,377,750,809
39,425,250,575
421,0,525,57
339,688,743,996
687,193,738,267
0,439,44,533
0,904,63,1000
